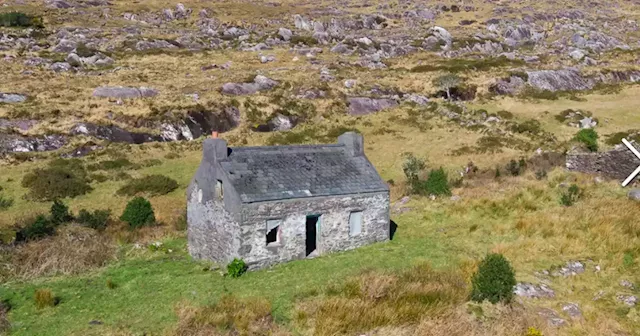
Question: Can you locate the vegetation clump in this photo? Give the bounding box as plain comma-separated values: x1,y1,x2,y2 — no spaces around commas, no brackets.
227,258,248,278
0,12,43,28
425,167,452,196
560,184,582,207
50,200,73,225
0,195,13,211
470,253,517,304
120,197,156,228
77,209,111,231
21,159,92,201
34,289,57,309
402,153,427,194
117,175,179,196
574,129,598,152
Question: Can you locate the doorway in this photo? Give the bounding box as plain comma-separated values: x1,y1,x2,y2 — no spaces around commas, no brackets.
305,215,320,256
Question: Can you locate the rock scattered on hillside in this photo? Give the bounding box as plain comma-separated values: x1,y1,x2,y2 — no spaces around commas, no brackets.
514,282,556,298
92,86,159,99
347,97,398,116
562,303,582,319
0,93,26,104
221,75,278,95
617,295,638,306
627,189,640,201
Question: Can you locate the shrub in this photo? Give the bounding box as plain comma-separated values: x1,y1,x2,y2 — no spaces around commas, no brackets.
560,184,582,207
227,258,248,278
574,129,598,152
470,253,517,304
11,225,116,279
510,119,542,135
505,158,527,176
15,215,55,242
0,12,43,28
433,73,462,101
535,169,548,180
290,35,318,46
120,197,155,228
116,175,179,196
0,195,13,211
34,289,57,309
402,154,427,194
77,209,111,231
50,200,73,225
21,159,92,201
425,168,451,196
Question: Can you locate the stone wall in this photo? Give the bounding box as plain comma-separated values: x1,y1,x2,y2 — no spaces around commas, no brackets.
240,191,390,269
187,186,241,264
566,145,640,181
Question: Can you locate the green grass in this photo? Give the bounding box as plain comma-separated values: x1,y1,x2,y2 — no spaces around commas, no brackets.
0,223,456,335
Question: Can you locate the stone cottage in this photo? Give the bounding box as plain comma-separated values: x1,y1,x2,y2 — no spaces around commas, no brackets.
187,132,390,269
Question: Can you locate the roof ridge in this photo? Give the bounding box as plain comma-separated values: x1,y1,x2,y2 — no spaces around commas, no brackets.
231,143,345,152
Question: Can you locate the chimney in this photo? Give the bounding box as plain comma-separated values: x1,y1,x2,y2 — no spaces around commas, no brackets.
203,137,228,162
338,132,364,157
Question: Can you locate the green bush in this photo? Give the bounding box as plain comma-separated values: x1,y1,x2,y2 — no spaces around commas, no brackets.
77,209,111,231
560,184,582,207
120,197,155,228
0,12,43,28
116,175,179,196
50,200,73,225
227,258,248,278
425,168,451,196
21,159,92,201
15,215,55,242
574,129,598,152
470,253,517,304
0,195,13,211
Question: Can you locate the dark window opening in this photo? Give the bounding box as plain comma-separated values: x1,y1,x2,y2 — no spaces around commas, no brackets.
266,226,279,245
305,215,320,256
216,180,224,200
266,219,281,246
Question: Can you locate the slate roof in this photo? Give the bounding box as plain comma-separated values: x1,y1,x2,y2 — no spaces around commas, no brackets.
218,144,388,203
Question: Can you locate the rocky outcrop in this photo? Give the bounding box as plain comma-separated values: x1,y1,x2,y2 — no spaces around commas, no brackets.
71,123,163,144
92,86,159,99
347,97,398,116
159,107,240,141
527,69,594,92
221,75,278,95
0,133,66,154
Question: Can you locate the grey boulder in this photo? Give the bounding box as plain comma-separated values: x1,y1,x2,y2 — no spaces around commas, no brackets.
92,86,159,99
0,93,27,104
347,97,398,116
221,75,278,95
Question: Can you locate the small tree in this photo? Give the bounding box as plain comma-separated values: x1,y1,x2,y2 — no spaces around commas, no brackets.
470,253,517,304
434,73,462,101
425,167,451,196
120,197,155,228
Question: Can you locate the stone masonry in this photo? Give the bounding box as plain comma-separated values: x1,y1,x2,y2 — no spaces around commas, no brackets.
566,143,640,181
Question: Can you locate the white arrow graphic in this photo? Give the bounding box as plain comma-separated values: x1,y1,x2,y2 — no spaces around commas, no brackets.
621,138,640,187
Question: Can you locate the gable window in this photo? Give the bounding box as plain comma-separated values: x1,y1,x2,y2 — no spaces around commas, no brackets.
349,211,363,236
216,180,224,200
266,219,282,245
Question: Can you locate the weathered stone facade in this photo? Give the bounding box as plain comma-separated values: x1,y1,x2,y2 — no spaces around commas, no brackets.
566,144,640,181
187,132,390,269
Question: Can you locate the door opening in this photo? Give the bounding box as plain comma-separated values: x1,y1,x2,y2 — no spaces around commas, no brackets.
305,215,320,256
